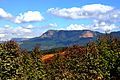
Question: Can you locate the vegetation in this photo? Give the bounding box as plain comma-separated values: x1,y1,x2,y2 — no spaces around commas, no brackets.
0,35,120,80
0,41,46,80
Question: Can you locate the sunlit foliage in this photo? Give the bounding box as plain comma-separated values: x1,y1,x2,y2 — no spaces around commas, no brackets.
0,35,120,80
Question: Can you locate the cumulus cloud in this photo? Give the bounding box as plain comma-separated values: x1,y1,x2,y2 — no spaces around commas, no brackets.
48,4,120,32
0,8,44,23
0,8,12,19
93,22,120,32
66,24,89,30
0,25,36,41
48,4,114,19
14,11,44,23
66,23,120,33
81,4,113,13
95,9,120,23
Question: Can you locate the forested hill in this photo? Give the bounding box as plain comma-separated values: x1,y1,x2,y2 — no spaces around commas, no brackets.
20,30,120,50
20,30,102,50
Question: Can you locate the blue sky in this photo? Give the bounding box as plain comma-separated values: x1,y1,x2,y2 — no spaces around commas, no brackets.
0,0,120,40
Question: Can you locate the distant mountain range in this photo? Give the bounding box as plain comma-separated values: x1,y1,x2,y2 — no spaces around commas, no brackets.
11,38,30,42
12,30,120,50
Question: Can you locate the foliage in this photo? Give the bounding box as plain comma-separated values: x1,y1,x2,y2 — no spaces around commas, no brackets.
0,41,46,80
1,35,120,80
0,41,20,80
45,35,120,80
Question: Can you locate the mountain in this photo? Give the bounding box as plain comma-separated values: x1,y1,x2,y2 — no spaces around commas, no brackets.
110,31,120,38
40,30,99,39
11,38,30,42
20,30,103,50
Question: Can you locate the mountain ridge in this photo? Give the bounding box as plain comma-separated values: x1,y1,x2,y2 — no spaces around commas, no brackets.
19,30,120,50
20,30,101,50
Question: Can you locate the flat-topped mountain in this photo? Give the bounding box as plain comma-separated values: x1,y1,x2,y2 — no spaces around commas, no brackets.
20,30,103,50
40,30,101,39
18,30,120,50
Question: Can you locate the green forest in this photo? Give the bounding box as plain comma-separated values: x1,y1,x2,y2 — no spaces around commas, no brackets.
0,35,120,80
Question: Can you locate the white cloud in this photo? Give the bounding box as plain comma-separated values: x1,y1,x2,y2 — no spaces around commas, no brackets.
4,25,11,28
81,4,113,13
66,24,89,30
13,27,32,33
96,9,120,23
48,4,114,19
14,11,44,23
0,25,36,41
0,9,44,23
0,34,5,37
101,24,117,31
23,25,34,29
93,21,120,32
48,4,120,32
49,23,58,27
0,8,12,19
66,23,120,33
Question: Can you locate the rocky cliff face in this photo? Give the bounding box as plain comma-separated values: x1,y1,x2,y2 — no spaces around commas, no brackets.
40,30,58,38
40,30,99,39
80,31,94,38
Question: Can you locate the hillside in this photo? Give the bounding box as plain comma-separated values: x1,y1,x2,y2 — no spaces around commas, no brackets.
20,30,102,50
20,30,120,50
11,38,30,42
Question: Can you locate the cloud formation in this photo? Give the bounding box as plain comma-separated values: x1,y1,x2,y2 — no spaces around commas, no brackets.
48,4,113,19
14,11,44,23
66,24,89,30
0,8,12,19
0,25,35,41
66,23,120,33
0,4,120,41
0,8,44,24
48,4,120,32
94,9,120,24
49,23,58,27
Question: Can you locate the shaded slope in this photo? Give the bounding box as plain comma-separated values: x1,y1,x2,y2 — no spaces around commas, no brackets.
20,30,102,50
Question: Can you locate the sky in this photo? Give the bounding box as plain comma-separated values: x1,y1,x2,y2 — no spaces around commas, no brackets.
0,0,120,41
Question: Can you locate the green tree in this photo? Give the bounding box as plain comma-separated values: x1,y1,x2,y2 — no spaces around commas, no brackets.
0,41,20,80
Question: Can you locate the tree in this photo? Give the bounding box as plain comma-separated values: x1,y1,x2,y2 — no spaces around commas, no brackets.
0,41,20,80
